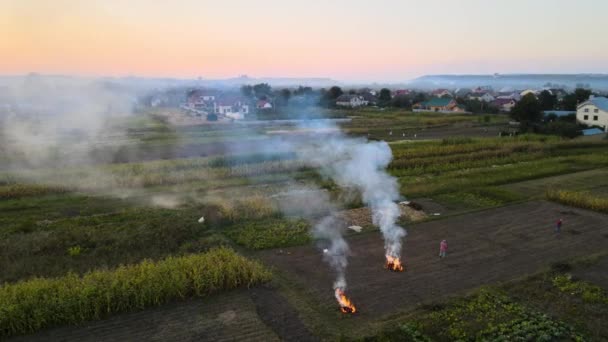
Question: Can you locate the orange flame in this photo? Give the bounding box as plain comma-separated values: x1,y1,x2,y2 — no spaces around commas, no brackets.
335,288,357,314
385,255,404,272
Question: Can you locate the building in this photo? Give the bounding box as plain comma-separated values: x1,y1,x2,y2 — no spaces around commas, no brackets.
491,98,517,112
393,89,411,97
360,92,378,105
468,92,495,102
214,95,250,118
454,88,472,97
430,89,452,97
414,97,464,112
496,92,521,101
335,95,368,108
256,100,273,109
576,96,608,131
187,89,216,109
520,89,538,97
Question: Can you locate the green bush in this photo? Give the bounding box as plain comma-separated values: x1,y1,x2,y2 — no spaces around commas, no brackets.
66,246,82,257
552,274,608,304
0,247,271,337
415,289,583,341
226,218,310,249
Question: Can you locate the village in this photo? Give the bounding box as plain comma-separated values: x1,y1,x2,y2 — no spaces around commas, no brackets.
147,83,608,137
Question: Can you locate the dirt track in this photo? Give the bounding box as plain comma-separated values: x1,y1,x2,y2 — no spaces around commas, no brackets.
261,201,608,318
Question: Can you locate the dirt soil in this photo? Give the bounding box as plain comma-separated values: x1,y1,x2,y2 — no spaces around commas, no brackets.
260,201,608,318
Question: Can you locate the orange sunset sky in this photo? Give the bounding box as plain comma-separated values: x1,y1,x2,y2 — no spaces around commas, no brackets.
2,0,608,82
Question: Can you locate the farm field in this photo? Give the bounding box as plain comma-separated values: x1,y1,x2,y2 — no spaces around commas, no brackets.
2,110,608,341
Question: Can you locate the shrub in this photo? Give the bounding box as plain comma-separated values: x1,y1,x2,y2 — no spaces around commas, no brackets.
552,274,608,304
0,247,271,337
67,246,82,257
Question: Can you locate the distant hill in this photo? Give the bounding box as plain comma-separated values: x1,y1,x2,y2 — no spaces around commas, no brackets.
0,74,340,90
408,74,608,91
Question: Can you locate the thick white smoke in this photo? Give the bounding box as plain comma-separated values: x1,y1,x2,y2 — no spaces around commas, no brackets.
299,127,406,261
316,215,349,291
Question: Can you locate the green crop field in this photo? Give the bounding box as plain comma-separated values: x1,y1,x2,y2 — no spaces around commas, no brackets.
2,109,608,340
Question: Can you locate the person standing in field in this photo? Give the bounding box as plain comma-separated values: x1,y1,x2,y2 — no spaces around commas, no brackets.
555,218,563,233
439,239,448,258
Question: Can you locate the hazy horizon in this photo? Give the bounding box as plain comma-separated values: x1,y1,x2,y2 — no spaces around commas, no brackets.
3,0,608,83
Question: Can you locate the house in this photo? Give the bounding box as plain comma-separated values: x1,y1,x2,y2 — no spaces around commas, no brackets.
496,92,521,101
430,89,452,97
256,100,273,109
454,88,472,97
414,97,462,112
576,96,608,131
360,92,378,105
214,95,250,118
548,88,568,100
472,86,493,93
187,89,216,109
468,92,495,102
393,89,411,97
491,98,517,112
336,95,368,108
520,89,538,97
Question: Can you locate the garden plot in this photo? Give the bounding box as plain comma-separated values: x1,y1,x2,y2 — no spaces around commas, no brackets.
260,201,608,319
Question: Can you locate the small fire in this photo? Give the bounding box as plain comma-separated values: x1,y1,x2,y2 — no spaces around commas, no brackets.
385,255,404,272
335,288,357,314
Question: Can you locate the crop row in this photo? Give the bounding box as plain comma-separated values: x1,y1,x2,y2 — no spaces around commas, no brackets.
545,190,608,214
0,247,271,338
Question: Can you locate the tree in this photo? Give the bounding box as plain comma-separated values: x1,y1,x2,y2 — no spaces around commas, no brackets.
510,93,542,130
561,88,592,110
328,86,343,100
574,88,592,103
253,83,272,98
391,95,411,108
294,86,313,96
279,88,291,107
378,88,392,106
240,85,253,98
538,90,557,110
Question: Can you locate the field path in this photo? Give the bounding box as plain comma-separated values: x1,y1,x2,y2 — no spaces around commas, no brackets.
261,201,608,318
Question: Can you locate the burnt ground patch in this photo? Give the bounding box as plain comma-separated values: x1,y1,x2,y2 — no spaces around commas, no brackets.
260,201,608,319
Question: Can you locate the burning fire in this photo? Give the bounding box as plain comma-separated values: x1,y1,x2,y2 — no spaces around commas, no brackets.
335,288,357,314
385,255,404,272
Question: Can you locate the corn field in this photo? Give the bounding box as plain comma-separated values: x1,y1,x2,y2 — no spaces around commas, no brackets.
0,247,272,338
546,189,608,214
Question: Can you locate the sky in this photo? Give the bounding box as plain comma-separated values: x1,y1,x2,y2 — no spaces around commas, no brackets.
2,0,608,82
